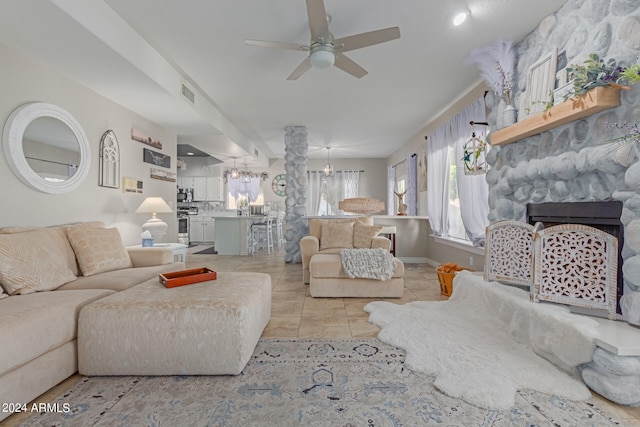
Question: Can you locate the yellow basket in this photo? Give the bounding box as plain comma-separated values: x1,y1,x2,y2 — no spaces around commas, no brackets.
436,270,455,296
436,265,470,296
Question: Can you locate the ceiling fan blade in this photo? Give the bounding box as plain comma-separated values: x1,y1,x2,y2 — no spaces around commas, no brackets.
245,39,310,51
334,53,367,79
306,0,330,40
335,27,401,53
287,57,312,80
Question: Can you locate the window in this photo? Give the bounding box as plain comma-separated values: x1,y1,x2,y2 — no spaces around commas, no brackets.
306,171,360,216
426,97,490,246
448,146,467,240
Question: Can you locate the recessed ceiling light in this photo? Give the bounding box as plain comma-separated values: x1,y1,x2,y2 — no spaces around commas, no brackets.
187,152,195,156
452,10,469,26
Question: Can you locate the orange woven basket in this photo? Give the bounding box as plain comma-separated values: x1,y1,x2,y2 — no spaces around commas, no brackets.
436,263,470,296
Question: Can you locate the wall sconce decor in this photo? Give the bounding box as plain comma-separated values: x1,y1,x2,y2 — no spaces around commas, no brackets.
462,121,489,175
99,130,120,188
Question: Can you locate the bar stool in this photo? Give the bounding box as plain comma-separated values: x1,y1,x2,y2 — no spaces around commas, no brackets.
251,212,276,254
275,211,285,247
250,222,268,254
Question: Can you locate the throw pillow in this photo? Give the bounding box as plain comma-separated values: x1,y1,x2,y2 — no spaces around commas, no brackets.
0,226,42,234
320,222,354,250
0,229,77,295
309,217,372,239
353,222,383,249
68,227,132,276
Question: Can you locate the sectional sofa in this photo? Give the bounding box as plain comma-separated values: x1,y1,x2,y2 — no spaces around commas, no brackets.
0,221,183,421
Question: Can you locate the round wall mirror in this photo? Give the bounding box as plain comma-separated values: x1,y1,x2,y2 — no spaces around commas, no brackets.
2,102,90,194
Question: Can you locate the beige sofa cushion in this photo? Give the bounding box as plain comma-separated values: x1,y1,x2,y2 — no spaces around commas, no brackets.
311,253,405,279
320,222,354,250
353,222,383,248
0,289,114,377
56,262,184,292
68,227,132,276
0,229,77,295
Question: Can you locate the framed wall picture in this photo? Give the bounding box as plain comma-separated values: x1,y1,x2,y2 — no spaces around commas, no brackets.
143,148,171,168
519,48,558,118
131,127,162,149
150,167,176,182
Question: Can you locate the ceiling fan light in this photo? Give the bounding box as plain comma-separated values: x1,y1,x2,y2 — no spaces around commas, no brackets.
310,49,335,69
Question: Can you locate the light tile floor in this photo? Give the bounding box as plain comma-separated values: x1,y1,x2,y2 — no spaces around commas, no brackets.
183,244,640,425
2,245,639,426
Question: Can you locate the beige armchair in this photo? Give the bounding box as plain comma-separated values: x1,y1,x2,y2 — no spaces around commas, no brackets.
301,217,391,283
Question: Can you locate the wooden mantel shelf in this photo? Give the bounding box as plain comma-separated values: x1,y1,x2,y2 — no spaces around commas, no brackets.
490,86,622,146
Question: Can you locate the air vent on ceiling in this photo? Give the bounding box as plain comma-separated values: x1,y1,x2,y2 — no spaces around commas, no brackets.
181,84,195,104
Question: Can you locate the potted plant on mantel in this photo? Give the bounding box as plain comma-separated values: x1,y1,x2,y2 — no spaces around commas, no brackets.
566,53,640,98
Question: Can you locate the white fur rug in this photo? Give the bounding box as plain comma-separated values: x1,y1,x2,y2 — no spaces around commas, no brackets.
365,271,601,410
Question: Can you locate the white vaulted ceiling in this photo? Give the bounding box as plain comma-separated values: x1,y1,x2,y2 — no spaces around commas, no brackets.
0,0,567,167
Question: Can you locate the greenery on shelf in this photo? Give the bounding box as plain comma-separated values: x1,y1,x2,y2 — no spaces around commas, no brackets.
524,99,553,115
566,53,638,96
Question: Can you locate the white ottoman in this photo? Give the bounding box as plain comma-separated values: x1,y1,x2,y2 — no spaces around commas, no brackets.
310,253,404,298
78,272,271,376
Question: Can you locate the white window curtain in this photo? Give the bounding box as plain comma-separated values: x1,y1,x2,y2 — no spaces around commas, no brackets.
306,170,360,215
453,98,490,245
227,173,261,202
406,154,417,216
307,172,322,216
387,165,395,215
426,126,451,236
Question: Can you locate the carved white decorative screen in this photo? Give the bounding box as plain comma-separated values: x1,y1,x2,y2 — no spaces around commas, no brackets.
533,224,618,320
484,220,542,286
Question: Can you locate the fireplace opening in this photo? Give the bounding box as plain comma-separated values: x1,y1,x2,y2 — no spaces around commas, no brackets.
526,200,624,314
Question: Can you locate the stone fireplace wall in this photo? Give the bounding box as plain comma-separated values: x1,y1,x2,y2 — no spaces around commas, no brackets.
485,0,640,325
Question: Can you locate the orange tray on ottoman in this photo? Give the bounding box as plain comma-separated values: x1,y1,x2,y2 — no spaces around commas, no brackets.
159,267,217,288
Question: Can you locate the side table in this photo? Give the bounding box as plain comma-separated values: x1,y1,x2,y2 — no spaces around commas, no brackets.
130,243,187,263
378,225,396,256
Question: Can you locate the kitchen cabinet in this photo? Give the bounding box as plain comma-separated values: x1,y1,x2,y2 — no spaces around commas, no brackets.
204,220,216,242
193,177,223,201
189,216,216,243
179,176,196,189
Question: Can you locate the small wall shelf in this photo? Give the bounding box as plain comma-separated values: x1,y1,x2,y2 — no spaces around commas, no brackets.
490,86,622,146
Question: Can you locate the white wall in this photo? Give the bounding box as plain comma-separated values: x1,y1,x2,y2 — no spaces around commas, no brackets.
0,42,178,245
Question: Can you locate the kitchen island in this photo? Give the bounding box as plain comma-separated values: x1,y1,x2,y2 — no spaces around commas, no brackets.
214,216,268,255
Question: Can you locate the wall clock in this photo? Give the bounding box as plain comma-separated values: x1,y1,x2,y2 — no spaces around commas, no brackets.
272,173,287,196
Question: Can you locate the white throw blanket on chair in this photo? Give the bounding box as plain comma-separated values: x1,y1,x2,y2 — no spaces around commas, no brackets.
340,248,396,281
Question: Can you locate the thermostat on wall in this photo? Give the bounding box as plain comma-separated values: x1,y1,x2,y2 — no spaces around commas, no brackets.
123,177,143,193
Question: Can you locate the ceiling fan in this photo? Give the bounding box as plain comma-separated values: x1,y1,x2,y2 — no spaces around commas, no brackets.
245,0,400,80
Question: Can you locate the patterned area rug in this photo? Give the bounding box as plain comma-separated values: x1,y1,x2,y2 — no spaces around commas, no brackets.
18,339,621,426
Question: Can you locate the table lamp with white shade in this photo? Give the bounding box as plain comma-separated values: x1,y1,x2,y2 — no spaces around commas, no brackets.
135,197,173,243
